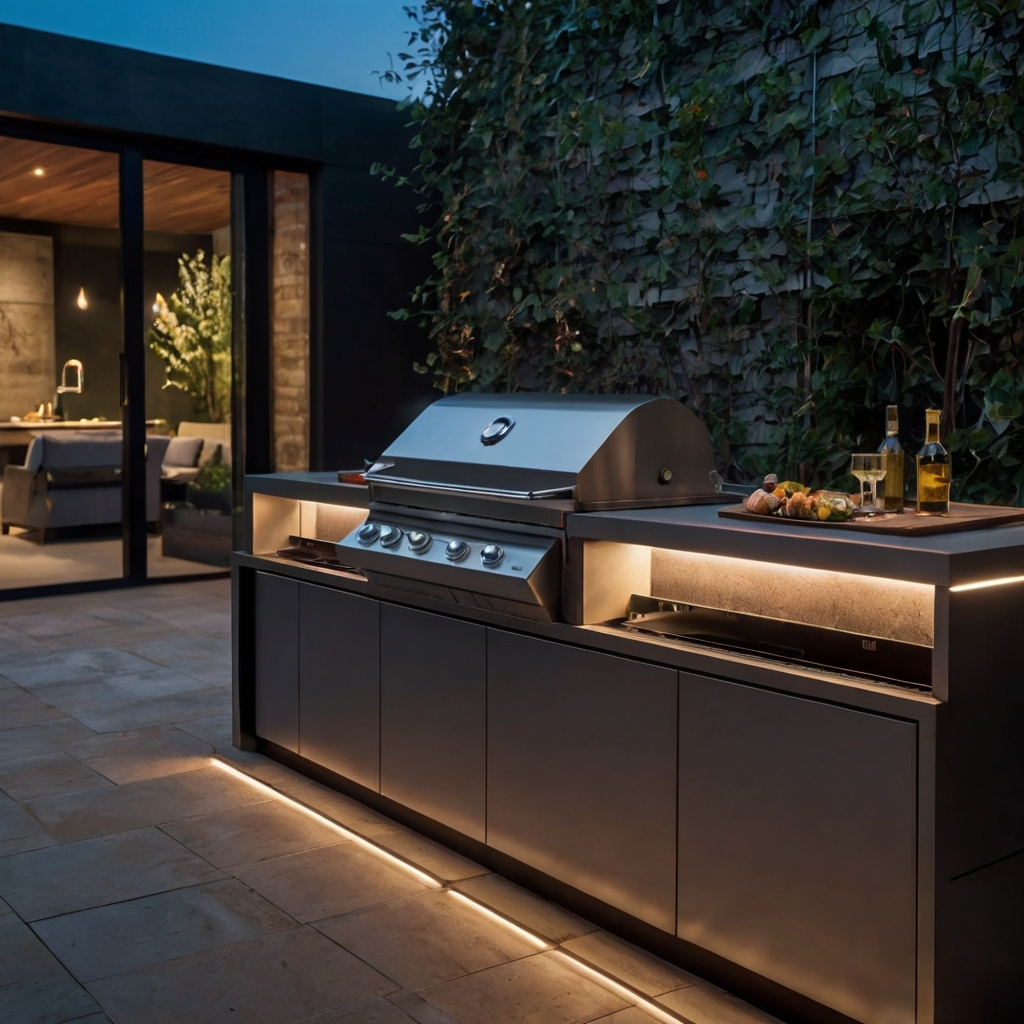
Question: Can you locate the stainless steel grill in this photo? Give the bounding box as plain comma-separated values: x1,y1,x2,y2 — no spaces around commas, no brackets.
337,393,726,622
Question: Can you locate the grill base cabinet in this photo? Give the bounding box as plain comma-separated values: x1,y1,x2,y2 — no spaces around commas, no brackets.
487,630,678,933
237,473,1024,1024
676,674,918,1024
299,584,380,791
254,572,299,753
381,605,486,841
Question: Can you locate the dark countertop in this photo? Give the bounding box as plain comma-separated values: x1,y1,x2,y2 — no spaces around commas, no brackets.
246,474,1024,587
567,503,1024,587
246,471,369,507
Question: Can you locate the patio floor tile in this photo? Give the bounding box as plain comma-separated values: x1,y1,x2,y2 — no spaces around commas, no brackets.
0,804,58,858
562,931,697,998
86,926,398,1024
0,752,113,801
0,827,225,921
22,765,268,843
315,889,537,990
69,728,213,784
162,799,348,867
229,842,431,924
0,687,68,730
0,718,97,761
417,950,630,1024
33,878,297,983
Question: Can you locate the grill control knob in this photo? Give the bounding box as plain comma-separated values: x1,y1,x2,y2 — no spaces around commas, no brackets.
407,530,432,553
379,525,403,548
445,539,470,562
357,523,381,544
480,543,504,567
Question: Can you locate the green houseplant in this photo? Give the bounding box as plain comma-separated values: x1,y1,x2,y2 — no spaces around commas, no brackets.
149,250,232,424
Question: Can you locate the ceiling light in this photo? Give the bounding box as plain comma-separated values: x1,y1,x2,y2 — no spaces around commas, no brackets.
76,287,88,310
32,167,45,177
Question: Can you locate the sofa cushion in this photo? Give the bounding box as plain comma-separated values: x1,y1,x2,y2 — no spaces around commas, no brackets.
36,432,122,471
164,436,204,468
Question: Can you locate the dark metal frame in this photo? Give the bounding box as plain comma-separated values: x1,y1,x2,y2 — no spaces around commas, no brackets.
0,114,309,600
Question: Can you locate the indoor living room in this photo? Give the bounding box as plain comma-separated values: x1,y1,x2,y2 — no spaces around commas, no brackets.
0,136,298,592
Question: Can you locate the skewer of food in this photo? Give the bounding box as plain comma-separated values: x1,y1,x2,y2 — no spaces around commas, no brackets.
744,474,858,522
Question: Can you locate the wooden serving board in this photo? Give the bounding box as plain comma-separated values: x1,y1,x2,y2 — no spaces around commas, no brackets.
718,502,1024,536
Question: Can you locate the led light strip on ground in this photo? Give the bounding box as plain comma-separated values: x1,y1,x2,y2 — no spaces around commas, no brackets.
209,757,440,888
211,757,689,1024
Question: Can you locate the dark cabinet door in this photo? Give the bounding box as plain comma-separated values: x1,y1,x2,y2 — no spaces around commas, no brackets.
380,604,486,840
298,582,380,792
487,630,678,931
254,572,299,752
677,672,918,1024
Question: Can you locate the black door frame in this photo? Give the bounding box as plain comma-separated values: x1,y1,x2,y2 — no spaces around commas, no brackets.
0,115,304,601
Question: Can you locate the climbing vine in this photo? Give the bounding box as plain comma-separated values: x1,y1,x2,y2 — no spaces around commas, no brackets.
379,0,1024,501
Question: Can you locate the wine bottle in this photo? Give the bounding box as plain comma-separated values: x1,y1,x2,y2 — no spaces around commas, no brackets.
916,408,950,515
877,405,904,512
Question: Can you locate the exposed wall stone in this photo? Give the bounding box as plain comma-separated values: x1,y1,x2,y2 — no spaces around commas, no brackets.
271,171,310,472
0,231,55,420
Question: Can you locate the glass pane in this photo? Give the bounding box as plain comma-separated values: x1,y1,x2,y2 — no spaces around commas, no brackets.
143,159,233,577
0,136,125,589
272,170,310,472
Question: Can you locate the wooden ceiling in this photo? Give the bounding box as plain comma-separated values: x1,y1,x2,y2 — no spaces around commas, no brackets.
0,137,230,234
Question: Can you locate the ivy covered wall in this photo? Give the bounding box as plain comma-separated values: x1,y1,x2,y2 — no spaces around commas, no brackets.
382,0,1024,500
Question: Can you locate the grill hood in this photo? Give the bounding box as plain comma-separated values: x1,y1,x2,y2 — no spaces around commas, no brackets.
365,393,720,511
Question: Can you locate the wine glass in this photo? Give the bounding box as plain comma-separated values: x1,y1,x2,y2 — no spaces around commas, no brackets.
851,453,886,512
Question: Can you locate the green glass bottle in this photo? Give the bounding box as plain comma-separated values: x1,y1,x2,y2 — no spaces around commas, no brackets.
916,408,950,515
877,405,904,512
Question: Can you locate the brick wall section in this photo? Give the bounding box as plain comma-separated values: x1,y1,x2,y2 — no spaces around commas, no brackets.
271,171,310,472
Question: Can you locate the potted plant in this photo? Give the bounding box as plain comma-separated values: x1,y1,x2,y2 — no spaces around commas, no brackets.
149,249,232,423
185,446,232,515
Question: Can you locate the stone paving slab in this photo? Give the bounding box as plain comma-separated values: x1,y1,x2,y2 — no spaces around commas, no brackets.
33,878,297,983
86,926,399,1024
0,827,226,921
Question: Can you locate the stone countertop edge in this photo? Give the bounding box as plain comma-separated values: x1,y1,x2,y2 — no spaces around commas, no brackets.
565,503,1024,588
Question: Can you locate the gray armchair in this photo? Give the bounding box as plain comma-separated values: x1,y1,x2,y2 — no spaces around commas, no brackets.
1,431,170,542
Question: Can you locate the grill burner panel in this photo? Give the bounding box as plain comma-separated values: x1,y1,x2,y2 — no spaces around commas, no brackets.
337,514,561,619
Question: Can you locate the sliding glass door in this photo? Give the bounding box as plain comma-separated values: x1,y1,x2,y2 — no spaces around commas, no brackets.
0,135,128,592
143,159,234,578
0,118,306,597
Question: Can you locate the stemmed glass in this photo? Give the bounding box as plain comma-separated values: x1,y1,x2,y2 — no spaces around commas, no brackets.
850,453,886,513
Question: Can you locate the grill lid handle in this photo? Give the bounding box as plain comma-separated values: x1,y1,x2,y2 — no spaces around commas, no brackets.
480,416,515,445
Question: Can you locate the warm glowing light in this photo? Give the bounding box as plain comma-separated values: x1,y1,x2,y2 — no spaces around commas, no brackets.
550,951,685,1024
447,891,551,950
209,759,683,1021
32,167,45,177
76,287,88,310
209,758,440,888
950,575,1024,593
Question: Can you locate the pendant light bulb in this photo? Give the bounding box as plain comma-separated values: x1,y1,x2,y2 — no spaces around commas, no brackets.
76,287,88,310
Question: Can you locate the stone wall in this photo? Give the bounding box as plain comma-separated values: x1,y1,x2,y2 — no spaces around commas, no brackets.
0,231,55,420
271,171,310,472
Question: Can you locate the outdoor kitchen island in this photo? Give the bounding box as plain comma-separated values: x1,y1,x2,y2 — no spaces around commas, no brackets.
234,408,1024,1024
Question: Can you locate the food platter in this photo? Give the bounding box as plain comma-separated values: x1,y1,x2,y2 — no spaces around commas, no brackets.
719,502,1024,536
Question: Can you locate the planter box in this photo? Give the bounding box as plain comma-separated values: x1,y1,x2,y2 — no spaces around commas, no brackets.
161,504,233,567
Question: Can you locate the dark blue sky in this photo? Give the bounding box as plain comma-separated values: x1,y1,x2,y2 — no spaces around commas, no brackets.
0,0,416,98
